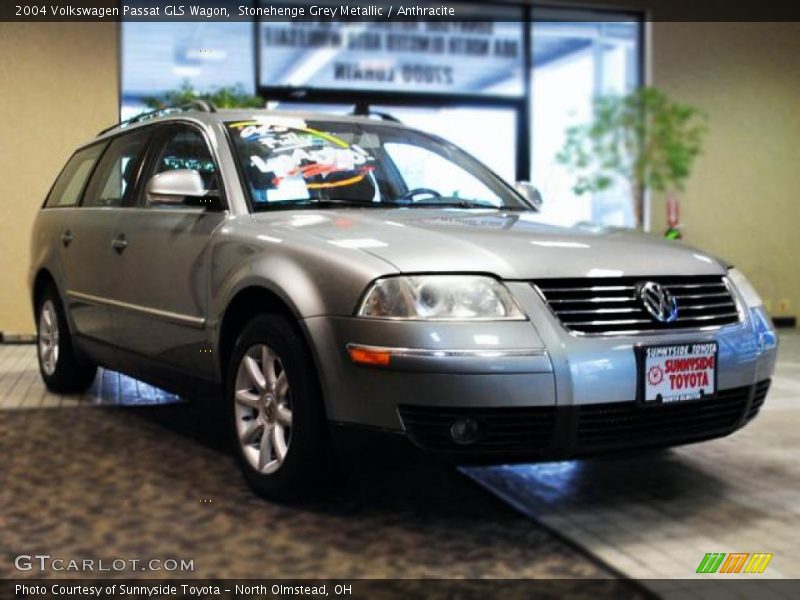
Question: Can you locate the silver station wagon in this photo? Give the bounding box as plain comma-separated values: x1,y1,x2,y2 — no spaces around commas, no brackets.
29,103,778,499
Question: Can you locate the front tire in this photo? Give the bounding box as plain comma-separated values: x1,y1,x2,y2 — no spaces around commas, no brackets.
225,314,336,501
36,286,97,393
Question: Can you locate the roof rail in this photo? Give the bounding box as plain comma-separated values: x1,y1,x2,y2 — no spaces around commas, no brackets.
97,100,217,136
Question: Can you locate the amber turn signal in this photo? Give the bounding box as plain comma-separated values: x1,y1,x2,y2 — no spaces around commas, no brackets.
348,346,391,367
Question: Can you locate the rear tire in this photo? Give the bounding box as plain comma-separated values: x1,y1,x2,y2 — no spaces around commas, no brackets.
225,314,337,502
36,285,97,393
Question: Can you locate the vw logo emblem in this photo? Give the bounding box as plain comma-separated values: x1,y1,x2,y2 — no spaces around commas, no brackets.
638,281,679,323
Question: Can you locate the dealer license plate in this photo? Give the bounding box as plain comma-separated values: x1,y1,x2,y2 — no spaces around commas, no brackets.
642,342,717,403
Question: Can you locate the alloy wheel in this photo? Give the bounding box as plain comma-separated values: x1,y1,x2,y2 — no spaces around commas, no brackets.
38,300,60,376
233,344,293,474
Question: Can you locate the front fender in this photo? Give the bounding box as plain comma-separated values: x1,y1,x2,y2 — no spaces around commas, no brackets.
208,228,399,327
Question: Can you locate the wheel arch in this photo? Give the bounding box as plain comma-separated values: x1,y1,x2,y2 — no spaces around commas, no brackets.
32,268,58,316
31,268,83,339
216,285,319,383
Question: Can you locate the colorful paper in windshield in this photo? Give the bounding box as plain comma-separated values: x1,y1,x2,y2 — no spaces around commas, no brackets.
229,120,376,202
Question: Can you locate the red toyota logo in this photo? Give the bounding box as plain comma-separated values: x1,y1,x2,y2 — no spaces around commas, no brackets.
648,365,664,385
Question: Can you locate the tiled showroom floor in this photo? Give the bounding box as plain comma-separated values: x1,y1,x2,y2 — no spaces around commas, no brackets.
0,332,797,595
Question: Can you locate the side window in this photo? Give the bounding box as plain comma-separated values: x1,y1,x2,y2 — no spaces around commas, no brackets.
45,143,106,208
83,129,150,208
144,126,219,208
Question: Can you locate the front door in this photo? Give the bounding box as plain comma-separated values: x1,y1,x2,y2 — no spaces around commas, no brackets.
109,123,226,379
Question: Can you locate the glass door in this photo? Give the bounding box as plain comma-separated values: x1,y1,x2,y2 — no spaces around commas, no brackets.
530,16,643,227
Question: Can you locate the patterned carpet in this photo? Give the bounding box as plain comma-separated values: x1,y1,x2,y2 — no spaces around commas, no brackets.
0,401,643,596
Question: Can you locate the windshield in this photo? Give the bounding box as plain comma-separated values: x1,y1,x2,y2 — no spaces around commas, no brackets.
226,118,529,211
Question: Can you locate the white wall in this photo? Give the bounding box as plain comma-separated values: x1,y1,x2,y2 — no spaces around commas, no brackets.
651,22,800,317
0,23,119,335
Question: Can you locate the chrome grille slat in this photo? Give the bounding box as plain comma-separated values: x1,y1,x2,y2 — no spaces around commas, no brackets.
677,302,737,311
676,312,740,322
565,318,654,327
674,292,731,300
534,276,741,335
550,285,636,294
549,296,637,304
557,307,646,315
663,283,727,289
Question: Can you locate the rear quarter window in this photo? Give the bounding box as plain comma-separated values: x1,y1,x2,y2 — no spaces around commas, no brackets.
45,143,107,208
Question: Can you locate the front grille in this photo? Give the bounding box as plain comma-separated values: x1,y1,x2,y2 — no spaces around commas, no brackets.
534,275,741,335
747,379,771,420
398,405,555,453
576,385,751,451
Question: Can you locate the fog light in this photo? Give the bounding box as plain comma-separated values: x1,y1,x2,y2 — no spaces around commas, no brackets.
450,418,480,444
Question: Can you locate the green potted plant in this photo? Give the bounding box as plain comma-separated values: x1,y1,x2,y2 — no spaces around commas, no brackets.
143,82,265,110
556,86,708,233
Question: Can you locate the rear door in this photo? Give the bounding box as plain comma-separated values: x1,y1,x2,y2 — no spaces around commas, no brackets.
109,123,226,379
60,128,152,346
39,141,106,315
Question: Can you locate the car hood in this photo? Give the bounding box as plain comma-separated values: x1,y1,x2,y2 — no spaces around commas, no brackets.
254,208,727,279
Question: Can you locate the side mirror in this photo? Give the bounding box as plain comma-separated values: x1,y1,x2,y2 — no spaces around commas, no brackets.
145,169,220,210
515,181,543,210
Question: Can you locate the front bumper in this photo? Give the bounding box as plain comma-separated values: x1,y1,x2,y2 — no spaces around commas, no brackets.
331,380,770,463
304,281,777,460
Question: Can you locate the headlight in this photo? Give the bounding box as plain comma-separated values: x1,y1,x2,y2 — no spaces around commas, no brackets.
727,267,763,308
357,275,526,320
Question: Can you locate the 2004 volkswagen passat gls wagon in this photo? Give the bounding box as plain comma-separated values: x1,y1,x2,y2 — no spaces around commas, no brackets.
30,104,777,499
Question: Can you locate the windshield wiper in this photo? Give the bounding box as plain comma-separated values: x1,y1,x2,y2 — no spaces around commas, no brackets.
405,200,526,211
253,199,388,211
252,198,529,212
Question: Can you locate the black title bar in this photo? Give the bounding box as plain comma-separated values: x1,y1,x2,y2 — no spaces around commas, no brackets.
4,0,800,22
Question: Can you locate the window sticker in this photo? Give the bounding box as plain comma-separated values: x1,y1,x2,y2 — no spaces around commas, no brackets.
229,121,376,195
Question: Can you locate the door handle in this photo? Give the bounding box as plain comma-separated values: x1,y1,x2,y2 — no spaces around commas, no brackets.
111,234,128,253
61,230,74,247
